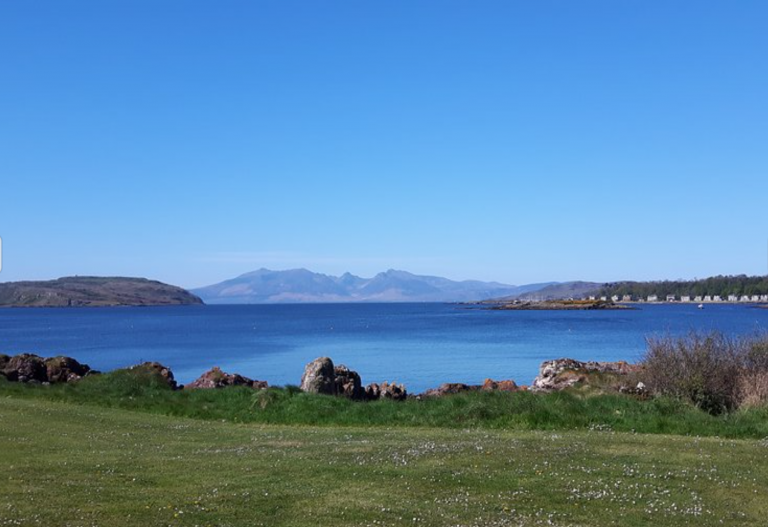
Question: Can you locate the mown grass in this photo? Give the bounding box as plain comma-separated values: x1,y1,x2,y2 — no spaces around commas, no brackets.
3,371,768,439
2,397,768,526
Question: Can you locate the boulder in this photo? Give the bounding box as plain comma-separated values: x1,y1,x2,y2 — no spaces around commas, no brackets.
481,379,519,392
301,357,407,401
366,381,408,401
334,364,364,400
126,361,178,389
3,353,47,383
0,354,9,373
532,358,640,392
420,379,522,397
300,357,337,395
364,382,381,400
44,356,92,383
186,366,268,390
422,382,479,397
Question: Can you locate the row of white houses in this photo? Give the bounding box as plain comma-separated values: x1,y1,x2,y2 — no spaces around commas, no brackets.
589,294,768,303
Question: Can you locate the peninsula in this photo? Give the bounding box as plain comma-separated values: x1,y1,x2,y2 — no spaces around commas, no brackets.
490,299,631,310
0,277,203,307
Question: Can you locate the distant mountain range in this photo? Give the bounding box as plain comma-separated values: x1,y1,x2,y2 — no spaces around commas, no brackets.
192,268,563,304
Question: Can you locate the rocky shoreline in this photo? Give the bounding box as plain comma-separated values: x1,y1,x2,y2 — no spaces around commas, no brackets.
0,352,645,399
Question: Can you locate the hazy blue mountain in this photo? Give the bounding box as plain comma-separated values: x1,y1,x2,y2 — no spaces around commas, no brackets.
193,268,557,304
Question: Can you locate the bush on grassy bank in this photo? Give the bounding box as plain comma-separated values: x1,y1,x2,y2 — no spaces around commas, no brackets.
641,332,768,414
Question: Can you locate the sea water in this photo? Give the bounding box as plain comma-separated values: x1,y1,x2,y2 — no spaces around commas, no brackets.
1,303,767,392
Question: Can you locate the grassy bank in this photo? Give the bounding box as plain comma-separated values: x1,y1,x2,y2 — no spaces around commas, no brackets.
3,372,768,438
2,397,767,526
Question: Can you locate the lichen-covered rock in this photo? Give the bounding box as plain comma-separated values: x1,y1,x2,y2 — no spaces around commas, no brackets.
481,379,519,392
300,357,337,395
3,353,47,383
532,358,640,392
126,361,178,389
44,356,92,383
334,364,364,400
186,366,268,390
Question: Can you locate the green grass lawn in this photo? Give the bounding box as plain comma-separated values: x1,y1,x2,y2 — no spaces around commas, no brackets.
2,396,767,526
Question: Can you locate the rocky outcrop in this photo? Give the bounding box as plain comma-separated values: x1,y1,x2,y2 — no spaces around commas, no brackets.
420,379,521,397
532,358,640,392
3,353,48,383
186,366,268,390
422,382,479,397
481,378,520,392
334,365,364,400
300,357,407,401
0,353,94,384
125,362,178,389
365,381,408,401
300,357,337,395
44,356,92,383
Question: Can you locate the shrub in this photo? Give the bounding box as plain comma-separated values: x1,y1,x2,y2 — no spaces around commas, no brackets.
738,336,768,408
641,332,768,414
642,333,742,414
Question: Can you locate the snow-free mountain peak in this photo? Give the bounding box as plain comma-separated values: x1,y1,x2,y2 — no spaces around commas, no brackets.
192,268,557,304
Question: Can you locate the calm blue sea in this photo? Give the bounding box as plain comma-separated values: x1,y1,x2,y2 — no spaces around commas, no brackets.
1,303,767,392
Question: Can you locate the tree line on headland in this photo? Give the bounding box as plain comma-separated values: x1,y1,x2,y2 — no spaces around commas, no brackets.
597,275,768,300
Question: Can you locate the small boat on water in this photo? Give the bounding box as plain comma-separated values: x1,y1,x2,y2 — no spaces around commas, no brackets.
698,303,704,309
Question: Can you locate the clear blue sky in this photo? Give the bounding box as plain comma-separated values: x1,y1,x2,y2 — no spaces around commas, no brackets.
1,1,766,288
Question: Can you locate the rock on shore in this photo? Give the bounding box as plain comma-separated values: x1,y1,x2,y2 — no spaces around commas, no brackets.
300,357,337,395
186,366,268,390
420,378,521,397
1,353,94,384
300,357,407,401
532,358,640,391
365,381,408,401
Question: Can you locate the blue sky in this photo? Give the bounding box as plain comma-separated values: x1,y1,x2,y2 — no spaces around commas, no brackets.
1,1,766,288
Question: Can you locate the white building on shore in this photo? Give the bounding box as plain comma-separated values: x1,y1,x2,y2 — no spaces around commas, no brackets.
681,296,691,302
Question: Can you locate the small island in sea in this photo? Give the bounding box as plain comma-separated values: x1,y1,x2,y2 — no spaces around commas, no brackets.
489,299,632,310
0,276,203,307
